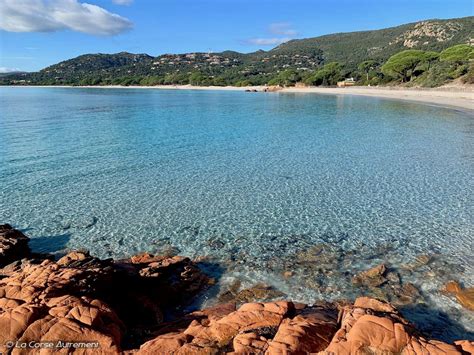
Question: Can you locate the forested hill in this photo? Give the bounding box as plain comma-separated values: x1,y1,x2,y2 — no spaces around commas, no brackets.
275,16,473,65
2,16,473,87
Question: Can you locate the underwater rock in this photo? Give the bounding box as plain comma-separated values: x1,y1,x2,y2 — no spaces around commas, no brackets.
386,271,401,285
352,263,388,287
401,254,434,272
207,237,225,249
442,281,474,311
218,282,285,304
233,284,285,304
295,243,340,266
391,282,422,305
415,254,433,266
218,280,242,303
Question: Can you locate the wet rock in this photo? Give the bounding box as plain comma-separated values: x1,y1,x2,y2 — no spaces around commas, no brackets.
234,284,285,304
130,252,159,264
56,250,90,266
442,281,474,311
295,243,339,266
392,282,422,305
0,224,30,267
424,270,437,278
218,280,242,303
352,263,387,287
386,271,401,285
400,254,435,273
218,282,285,304
369,287,391,302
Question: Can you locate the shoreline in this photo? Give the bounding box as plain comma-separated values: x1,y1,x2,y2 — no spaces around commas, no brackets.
3,84,473,111
282,86,474,112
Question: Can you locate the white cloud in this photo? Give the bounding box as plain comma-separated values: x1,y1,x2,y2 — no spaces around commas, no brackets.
0,67,21,73
246,37,292,46
245,22,297,47
269,22,297,36
112,0,133,5
0,0,133,35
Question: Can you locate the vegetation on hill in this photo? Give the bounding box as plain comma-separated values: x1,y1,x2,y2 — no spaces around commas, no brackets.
1,16,472,88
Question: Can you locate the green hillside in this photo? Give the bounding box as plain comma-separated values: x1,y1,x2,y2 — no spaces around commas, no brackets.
277,16,473,66
2,16,472,87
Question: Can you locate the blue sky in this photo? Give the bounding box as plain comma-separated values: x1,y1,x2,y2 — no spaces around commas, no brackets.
0,0,472,72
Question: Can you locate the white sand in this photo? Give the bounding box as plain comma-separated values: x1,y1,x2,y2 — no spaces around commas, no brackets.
281,86,473,111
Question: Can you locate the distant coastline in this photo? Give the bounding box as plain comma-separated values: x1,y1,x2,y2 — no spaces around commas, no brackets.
4,84,473,111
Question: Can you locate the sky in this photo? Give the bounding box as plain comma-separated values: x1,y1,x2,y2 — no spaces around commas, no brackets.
0,0,472,72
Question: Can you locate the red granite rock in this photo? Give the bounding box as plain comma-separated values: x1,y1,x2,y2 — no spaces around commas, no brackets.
0,225,471,354
0,224,30,267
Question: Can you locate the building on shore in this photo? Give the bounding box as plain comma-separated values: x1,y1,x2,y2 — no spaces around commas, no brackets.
337,78,356,87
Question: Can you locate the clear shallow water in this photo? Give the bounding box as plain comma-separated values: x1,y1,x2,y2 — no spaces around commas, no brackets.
1,87,473,338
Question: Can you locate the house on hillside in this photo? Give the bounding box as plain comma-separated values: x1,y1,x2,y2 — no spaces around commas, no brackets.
337,78,356,87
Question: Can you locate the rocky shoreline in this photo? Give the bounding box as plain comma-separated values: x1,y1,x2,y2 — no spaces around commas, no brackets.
0,224,472,354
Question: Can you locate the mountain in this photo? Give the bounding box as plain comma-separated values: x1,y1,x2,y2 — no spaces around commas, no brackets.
276,16,473,65
0,71,27,78
2,16,472,87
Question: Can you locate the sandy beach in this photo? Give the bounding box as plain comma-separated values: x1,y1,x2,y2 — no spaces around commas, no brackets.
161,85,473,111
5,84,473,111
281,86,474,112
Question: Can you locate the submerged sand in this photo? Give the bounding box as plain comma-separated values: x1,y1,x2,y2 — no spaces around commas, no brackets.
4,85,473,111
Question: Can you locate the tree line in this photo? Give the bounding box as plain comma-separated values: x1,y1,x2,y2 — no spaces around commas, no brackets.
3,44,472,88
266,44,473,87
101,44,473,88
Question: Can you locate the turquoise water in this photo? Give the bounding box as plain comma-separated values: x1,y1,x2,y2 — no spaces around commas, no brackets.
1,87,473,336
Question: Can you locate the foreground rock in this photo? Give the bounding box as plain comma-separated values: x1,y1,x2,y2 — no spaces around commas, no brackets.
138,301,339,354
0,224,31,267
0,225,472,354
138,298,472,354
321,297,467,354
0,227,209,353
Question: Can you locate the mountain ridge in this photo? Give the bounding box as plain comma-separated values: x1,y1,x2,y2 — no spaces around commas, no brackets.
2,16,472,87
